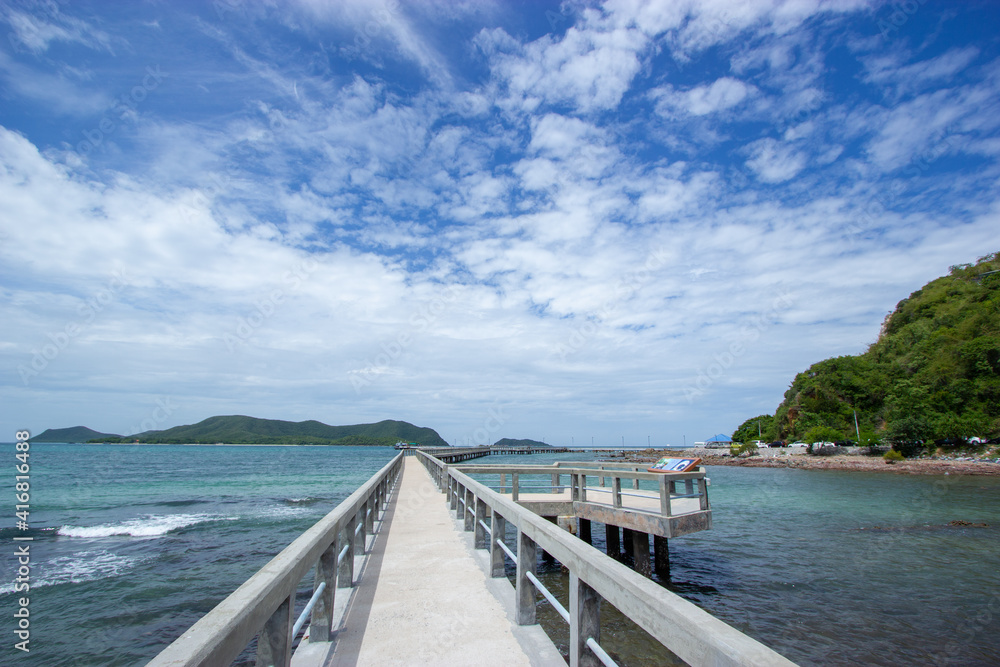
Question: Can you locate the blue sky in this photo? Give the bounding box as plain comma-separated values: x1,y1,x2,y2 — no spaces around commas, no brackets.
1,0,998,446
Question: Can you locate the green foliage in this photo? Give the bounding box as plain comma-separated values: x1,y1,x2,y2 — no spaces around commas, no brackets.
802,425,844,444
758,252,1000,445
883,449,905,463
493,438,551,448
732,414,775,444
730,442,759,457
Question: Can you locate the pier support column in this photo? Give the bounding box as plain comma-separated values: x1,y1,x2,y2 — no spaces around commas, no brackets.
256,593,292,667
654,535,670,578
516,529,537,625
570,573,602,667
605,524,620,557
578,518,592,544
490,510,507,577
632,531,651,577
338,517,355,588
622,528,635,560
310,542,337,642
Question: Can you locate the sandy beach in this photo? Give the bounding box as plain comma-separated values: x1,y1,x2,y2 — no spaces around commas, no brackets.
614,448,1000,476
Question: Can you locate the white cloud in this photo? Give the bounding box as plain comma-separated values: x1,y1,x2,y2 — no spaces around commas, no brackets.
652,77,756,117
745,138,808,182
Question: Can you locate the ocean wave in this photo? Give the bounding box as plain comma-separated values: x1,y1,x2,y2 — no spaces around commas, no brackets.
0,550,140,595
57,513,234,539
282,496,325,506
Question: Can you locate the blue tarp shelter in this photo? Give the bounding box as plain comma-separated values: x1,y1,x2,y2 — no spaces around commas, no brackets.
704,434,732,443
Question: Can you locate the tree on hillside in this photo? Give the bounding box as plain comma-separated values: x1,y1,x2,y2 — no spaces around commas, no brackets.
732,414,775,443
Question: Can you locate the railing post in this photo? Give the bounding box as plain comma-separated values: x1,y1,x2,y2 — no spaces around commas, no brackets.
512,473,519,502
310,542,338,642
551,472,559,493
464,488,475,531
633,476,640,490
698,477,710,510
659,475,671,516
490,510,507,577
580,473,587,502
474,497,487,548
338,516,355,589
355,504,367,553
449,477,458,511
255,593,292,667
516,528,537,625
499,472,506,493
612,476,622,508
569,572,601,667
685,478,694,496
365,493,375,535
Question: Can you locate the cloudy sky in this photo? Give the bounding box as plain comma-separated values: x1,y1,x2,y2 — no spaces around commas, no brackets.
2,0,998,446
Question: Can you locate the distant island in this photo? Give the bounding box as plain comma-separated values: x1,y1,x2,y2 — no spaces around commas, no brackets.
31,416,448,447
29,426,122,443
733,251,1000,452
493,437,553,448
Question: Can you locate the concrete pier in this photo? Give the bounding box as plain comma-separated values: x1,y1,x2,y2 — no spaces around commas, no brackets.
326,457,561,666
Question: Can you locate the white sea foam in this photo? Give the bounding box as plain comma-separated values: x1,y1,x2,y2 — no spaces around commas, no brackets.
58,513,232,538
0,550,139,595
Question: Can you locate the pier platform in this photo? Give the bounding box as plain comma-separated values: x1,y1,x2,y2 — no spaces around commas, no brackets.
315,457,562,666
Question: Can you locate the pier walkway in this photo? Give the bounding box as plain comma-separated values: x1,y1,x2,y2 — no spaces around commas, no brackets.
326,457,561,666
149,450,795,667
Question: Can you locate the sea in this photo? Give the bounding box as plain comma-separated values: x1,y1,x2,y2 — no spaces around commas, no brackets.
2,444,999,666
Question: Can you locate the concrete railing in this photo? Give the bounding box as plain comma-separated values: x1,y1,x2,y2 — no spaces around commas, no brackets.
147,453,404,667
453,463,709,517
417,450,795,667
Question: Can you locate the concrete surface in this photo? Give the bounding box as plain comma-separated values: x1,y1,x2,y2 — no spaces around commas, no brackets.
327,457,564,667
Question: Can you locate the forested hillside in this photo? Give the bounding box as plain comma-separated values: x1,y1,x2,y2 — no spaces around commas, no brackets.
92,416,447,446
735,252,1000,449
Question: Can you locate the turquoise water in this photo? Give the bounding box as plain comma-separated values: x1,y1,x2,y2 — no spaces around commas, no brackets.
1,444,395,666
3,445,999,665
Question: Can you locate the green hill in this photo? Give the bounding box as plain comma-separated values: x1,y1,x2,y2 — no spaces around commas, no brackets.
493,437,552,448
95,416,447,446
30,426,122,443
735,252,1000,450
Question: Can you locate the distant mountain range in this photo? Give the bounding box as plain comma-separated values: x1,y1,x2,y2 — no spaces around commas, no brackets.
493,437,552,448
30,416,447,447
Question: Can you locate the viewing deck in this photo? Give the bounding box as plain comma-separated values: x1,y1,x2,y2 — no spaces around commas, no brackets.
149,450,795,667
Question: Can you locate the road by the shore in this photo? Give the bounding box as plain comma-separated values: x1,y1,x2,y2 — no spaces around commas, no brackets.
615,448,1000,476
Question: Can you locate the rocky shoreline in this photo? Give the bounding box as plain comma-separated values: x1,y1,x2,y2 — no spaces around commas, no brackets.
611,448,1000,476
